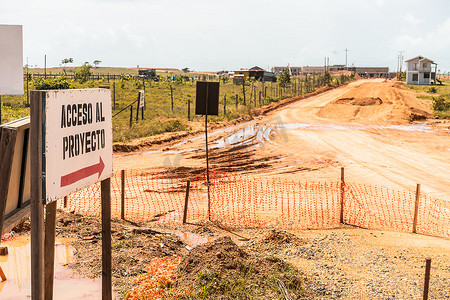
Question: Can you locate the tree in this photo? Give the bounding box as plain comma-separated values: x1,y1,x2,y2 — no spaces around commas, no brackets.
93,60,101,68
60,58,73,75
182,67,190,73
61,58,73,67
74,63,92,83
278,68,291,87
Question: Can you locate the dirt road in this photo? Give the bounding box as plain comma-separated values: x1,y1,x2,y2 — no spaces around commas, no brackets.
115,79,449,200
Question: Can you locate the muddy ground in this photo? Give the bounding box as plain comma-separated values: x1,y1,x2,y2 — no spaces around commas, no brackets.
5,79,449,299
46,211,450,299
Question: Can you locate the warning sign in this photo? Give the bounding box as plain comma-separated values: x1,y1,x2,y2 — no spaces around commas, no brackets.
43,89,113,204
139,90,145,108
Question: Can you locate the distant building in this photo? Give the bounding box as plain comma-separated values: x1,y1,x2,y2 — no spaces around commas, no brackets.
271,64,393,78
405,55,437,85
271,66,302,76
234,66,276,82
347,67,390,78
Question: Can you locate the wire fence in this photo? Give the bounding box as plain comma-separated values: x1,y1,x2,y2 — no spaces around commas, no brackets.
58,169,450,239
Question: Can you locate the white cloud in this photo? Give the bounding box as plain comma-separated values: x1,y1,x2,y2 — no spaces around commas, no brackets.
403,13,423,25
393,18,450,51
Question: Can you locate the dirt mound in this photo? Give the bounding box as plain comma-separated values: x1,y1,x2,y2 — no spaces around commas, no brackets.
410,108,433,121
261,229,306,246
334,97,382,106
318,81,433,124
55,211,188,295
174,236,305,299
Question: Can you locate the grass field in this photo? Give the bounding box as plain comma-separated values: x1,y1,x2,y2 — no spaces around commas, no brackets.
406,78,450,118
1,69,350,142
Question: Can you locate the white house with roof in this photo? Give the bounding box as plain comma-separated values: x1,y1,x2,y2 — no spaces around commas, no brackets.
405,55,437,85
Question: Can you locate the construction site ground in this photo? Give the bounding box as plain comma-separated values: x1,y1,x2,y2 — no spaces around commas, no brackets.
2,79,449,299
112,78,450,298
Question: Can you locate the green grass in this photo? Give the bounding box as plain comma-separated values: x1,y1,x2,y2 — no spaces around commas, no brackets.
1,70,352,142
179,258,304,299
406,78,450,119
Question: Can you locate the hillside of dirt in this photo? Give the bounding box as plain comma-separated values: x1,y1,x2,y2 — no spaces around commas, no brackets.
317,81,433,124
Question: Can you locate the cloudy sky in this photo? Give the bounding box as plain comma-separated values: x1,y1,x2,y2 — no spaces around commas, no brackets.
2,0,450,72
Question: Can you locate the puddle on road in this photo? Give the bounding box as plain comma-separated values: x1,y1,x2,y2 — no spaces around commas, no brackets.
116,121,447,160
208,122,448,150
173,231,216,248
0,236,104,299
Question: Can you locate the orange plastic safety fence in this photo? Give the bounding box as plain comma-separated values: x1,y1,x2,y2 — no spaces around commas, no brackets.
56,170,449,239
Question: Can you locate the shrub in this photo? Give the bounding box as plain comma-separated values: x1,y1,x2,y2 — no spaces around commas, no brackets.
278,69,291,88
33,77,71,90
432,95,450,111
428,87,437,93
74,63,92,83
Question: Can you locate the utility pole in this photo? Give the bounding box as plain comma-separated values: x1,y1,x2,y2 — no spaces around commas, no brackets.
397,51,404,79
399,51,404,74
345,48,348,69
44,54,47,79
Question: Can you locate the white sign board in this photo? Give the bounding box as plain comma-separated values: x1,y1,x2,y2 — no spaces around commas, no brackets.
0,25,23,95
43,89,113,204
139,90,145,108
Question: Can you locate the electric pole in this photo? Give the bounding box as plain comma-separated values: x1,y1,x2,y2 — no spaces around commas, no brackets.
345,48,348,69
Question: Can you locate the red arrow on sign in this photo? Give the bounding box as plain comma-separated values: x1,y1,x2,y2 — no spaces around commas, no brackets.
60,156,105,187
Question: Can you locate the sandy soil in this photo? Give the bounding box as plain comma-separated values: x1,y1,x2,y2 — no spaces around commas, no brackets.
114,79,450,201
95,79,450,298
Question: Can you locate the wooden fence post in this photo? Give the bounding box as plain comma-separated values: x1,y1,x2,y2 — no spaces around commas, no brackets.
188,99,191,121
170,85,174,112
121,170,125,220
423,257,431,300
113,81,116,109
101,178,112,300
129,105,133,128
242,81,246,105
135,96,139,122
413,183,421,233
340,167,345,223
182,180,191,224
223,94,226,115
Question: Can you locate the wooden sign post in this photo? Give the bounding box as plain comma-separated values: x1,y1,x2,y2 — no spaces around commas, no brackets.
195,81,219,220
30,89,113,300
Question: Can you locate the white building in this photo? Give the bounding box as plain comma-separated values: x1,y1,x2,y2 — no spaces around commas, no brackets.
405,55,437,85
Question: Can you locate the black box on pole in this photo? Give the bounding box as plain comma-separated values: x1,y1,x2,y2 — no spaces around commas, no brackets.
195,81,219,116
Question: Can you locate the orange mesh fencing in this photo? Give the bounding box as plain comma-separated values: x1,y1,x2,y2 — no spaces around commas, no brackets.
57,170,450,239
